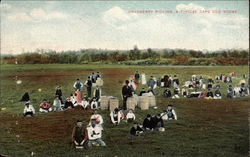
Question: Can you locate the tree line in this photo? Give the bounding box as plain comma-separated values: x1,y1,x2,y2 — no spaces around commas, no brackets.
2,46,249,65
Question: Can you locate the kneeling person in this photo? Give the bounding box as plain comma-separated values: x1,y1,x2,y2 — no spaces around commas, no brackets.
72,120,88,148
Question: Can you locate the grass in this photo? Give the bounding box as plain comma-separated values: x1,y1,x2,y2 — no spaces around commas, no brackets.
0,64,249,157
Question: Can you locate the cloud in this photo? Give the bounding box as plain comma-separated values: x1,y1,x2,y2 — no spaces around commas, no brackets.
176,3,205,11
102,6,137,29
30,8,68,20
1,3,12,10
6,12,32,22
5,8,68,22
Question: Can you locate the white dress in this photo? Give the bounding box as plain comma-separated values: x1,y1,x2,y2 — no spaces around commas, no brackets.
141,74,146,85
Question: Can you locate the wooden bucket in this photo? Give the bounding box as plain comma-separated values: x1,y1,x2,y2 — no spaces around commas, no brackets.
138,96,149,110
126,97,136,110
148,96,156,107
109,98,119,111
100,96,109,110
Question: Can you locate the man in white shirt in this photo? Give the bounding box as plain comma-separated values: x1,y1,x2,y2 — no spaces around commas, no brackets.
23,102,35,117
87,119,106,147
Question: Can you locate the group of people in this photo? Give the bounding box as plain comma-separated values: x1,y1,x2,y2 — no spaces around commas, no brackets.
72,110,106,148
126,71,249,100
130,105,177,136
110,108,136,125
21,72,104,117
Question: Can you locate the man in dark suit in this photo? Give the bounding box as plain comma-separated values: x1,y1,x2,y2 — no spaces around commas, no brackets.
122,80,133,110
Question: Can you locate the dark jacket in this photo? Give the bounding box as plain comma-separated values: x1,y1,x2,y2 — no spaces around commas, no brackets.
72,126,88,143
122,85,133,98
130,126,143,136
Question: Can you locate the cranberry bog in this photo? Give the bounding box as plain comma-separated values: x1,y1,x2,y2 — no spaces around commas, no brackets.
0,64,249,157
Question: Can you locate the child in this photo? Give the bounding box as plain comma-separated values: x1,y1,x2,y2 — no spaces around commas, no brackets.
126,109,136,123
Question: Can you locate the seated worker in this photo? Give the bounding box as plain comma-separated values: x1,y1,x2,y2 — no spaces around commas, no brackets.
239,83,248,97
199,89,207,98
72,120,88,148
190,89,201,98
143,114,154,131
110,108,121,126
161,105,177,120
87,119,106,147
227,85,234,98
206,89,214,99
90,98,99,110
139,88,146,96
172,88,180,99
126,109,136,123
181,88,189,98
39,99,53,113
90,110,104,126
214,89,222,99
23,101,35,117
130,123,144,136
153,114,165,131
64,97,74,109
53,95,62,111
80,97,90,109
163,89,172,98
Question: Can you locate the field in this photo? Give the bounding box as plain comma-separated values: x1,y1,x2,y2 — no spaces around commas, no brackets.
0,64,249,157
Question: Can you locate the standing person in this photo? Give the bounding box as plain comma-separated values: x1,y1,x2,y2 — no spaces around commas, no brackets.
87,119,106,147
122,80,133,110
93,86,101,101
85,77,93,98
134,71,140,84
23,102,35,117
72,120,88,148
75,90,82,105
55,86,63,103
141,72,147,85
73,79,84,91
53,95,62,111
39,99,53,113
147,76,156,91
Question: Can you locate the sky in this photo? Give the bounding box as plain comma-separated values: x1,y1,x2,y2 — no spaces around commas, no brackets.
0,1,249,54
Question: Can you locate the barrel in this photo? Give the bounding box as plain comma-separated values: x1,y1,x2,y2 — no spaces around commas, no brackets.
109,98,119,111
100,96,109,110
148,95,156,107
126,97,136,110
138,96,149,110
